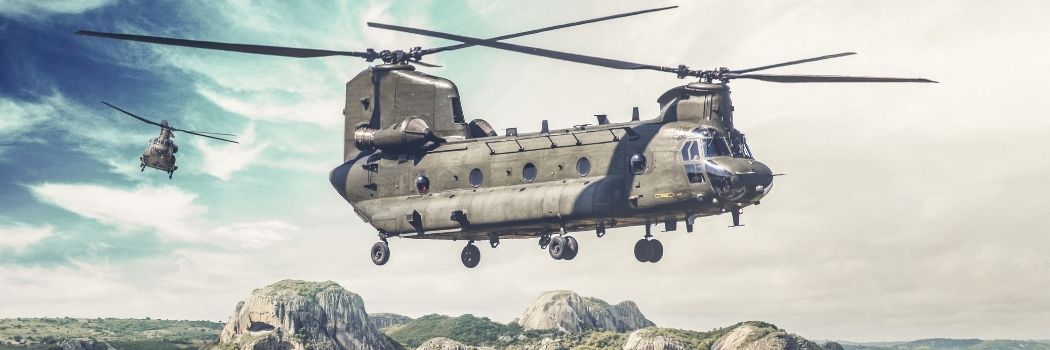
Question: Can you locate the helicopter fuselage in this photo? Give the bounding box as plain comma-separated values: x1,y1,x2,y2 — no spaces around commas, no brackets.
140,127,178,174
329,66,774,241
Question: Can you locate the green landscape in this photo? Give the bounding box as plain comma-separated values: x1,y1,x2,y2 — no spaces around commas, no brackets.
1,316,1047,350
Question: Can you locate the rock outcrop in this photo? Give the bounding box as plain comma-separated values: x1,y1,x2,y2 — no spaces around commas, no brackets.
218,280,394,350
623,328,686,350
518,290,654,333
823,341,844,350
370,313,414,330
711,322,821,350
414,337,494,350
57,339,115,350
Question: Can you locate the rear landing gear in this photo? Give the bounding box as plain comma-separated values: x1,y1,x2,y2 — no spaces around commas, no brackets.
461,241,480,268
634,224,663,263
548,235,579,261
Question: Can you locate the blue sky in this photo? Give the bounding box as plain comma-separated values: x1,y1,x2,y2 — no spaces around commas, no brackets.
2,0,1050,342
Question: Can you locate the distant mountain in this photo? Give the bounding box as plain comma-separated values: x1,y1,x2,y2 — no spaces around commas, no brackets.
1,281,1044,350
518,290,655,333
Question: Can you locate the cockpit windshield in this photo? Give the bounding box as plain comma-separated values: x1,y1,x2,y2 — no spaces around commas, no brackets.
701,138,732,157
727,131,754,159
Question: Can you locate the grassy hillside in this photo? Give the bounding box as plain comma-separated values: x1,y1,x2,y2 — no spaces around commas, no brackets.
0,318,222,349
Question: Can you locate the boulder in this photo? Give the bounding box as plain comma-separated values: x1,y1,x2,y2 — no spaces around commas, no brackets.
712,322,822,350
218,280,395,350
518,290,654,333
623,328,686,350
414,337,494,350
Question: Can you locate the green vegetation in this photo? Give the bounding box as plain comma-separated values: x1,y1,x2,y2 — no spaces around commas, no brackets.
262,279,342,298
0,318,222,349
386,314,524,348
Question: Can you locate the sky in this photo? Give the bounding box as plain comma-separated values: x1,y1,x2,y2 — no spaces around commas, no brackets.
1,0,1048,342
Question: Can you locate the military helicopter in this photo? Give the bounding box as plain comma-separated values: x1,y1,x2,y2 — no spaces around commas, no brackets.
77,6,934,268
102,102,238,179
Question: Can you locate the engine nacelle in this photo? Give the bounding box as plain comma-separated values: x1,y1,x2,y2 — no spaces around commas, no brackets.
354,117,439,152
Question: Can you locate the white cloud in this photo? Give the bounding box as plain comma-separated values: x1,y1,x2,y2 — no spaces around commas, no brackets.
0,0,114,19
0,95,60,139
30,183,205,241
0,223,53,250
194,123,269,180
212,221,293,249
29,183,297,248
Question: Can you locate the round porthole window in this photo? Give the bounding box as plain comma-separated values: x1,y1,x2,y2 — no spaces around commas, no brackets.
522,163,538,182
576,157,591,176
415,174,430,194
629,154,647,175
469,168,484,188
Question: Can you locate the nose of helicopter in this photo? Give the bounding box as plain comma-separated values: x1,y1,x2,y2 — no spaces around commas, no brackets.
706,158,774,204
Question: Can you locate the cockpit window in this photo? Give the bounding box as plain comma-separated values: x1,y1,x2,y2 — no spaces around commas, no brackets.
701,138,732,157
680,141,701,161
728,131,754,159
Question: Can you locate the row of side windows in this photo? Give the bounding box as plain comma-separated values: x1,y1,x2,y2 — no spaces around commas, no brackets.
414,157,599,194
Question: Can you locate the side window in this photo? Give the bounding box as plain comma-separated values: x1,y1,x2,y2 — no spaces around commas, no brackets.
576,157,591,177
415,174,430,194
629,154,647,175
469,168,484,188
522,163,538,182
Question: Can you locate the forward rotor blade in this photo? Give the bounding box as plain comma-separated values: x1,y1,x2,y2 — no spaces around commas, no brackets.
422,5,677,55
180,130,237,137
76,30,372,59
173,128,239,143
412,60,442,68
368,22,671,71
731,52,857,74
101,101,164,127
726,73,938,83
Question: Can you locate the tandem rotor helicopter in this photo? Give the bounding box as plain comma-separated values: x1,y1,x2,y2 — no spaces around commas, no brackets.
78,5,934,268
102,102,238,179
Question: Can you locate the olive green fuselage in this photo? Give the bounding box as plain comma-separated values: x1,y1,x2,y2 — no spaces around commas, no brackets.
329,65,773,241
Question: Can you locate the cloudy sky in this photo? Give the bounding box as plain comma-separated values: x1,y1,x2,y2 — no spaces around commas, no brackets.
1,0,1048,342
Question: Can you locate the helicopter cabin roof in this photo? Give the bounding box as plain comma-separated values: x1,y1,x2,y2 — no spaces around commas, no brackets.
657,82,728,106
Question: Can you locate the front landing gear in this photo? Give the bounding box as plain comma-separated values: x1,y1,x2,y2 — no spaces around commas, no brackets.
370,241,390,266
634,224,663,263
548,235,579,261
461,242,481,268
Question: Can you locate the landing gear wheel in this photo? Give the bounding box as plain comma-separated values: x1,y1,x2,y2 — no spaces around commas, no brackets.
370,241,390,266
647,239,663,263
168,171,173,179
634,239,653,263
140,163,145,172
563,236,579,260
461,243,481,268
538,234,551,249
548,235,567,260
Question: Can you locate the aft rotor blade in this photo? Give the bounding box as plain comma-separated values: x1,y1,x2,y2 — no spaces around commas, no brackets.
422,5,678,55
173,128,239,143
76,30,372,59
726,73,938,83
101,101,165,127
731,52,857,74
368,22,671,71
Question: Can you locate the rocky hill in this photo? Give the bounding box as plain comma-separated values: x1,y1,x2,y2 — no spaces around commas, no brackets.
518,290,655,333
3,282,1042,350
217,279,395,350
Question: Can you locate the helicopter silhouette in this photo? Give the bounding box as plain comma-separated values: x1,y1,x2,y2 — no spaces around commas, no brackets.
79,6,933,267
102,102,238,179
